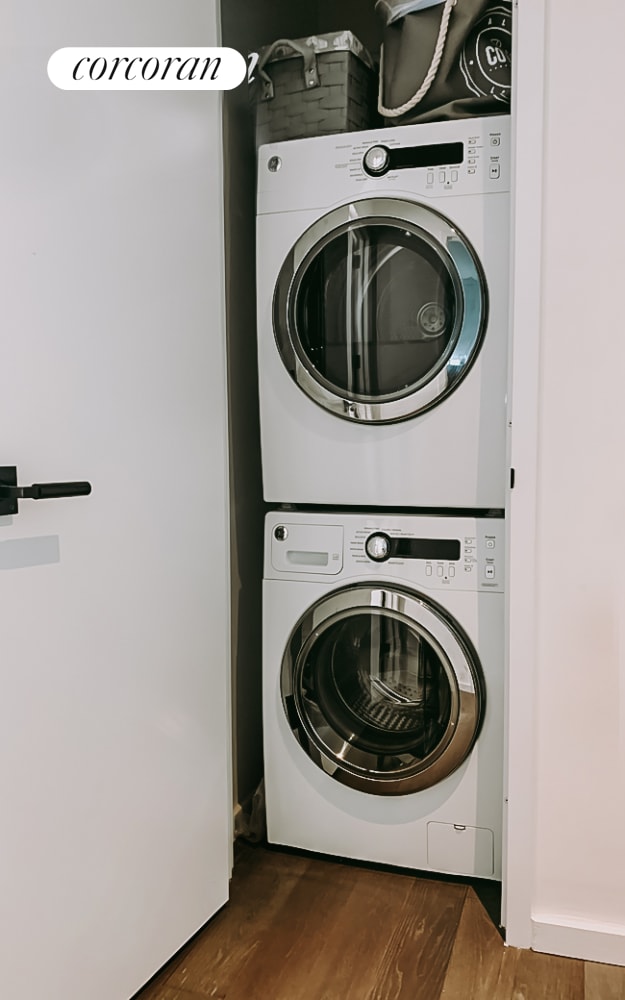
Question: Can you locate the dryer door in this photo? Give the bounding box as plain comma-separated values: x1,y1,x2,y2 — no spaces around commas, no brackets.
281,583,484,796
273,198,487,424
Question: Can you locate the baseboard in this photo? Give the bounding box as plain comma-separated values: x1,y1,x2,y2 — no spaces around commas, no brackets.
531,913,625,966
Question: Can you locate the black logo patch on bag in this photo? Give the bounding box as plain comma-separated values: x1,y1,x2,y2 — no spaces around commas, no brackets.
378,0,513,125
459,5,512,103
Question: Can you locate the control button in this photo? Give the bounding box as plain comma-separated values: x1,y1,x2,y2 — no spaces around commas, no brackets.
464,565,472,573
439,170,446,183
486,539,496,549
490,135,501,146
451,169,459,182
485,565,496,579
427,170,434,185
274,525,288,541
468,168,476,174
468,157,476,165
465,547,475,555
363,145,391,176
437,565,444,577
449,565,455,578
425,563,433,576
489,163,500,179
365,532,392,562
465,537,476,544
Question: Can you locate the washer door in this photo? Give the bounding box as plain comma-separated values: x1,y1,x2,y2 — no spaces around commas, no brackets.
273,198,487,424
282,584,484,796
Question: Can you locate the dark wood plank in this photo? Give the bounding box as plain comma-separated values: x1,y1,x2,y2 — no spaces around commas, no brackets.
370,879,467,1000
165,845,313,997
136,842,261,998
137,989,208,1000
135,962,181,1000
440,890,505,998
162,843,467,1000
493,946,585,1000
137,843,611,1000
585,961,625,1000
230,862,420,1000
210,853,368,1000
492,948,521,998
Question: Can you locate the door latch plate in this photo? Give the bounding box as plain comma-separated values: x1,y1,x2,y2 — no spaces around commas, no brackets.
0,467,18,517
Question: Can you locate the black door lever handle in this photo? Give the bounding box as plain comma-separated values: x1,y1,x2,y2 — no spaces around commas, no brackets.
0,466,92,516
0,481,92,500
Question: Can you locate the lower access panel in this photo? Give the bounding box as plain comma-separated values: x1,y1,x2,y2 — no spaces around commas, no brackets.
427,822,494,877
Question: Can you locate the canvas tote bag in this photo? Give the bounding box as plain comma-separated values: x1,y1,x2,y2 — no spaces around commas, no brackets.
376,0,512,125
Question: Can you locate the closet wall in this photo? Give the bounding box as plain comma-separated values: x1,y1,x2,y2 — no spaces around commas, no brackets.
220,2,384,806
222,0,625,967
509,0,625,962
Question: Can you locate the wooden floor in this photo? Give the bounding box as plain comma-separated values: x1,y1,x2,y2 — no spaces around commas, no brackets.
136,842,625,1000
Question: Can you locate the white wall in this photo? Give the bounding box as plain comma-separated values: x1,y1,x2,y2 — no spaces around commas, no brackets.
508,0,625,964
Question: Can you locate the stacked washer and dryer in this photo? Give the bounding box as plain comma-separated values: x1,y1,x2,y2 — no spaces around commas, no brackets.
256,116,510,879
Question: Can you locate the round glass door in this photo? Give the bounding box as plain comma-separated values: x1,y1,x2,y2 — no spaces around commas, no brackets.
282,584,484,796
273,198,487,424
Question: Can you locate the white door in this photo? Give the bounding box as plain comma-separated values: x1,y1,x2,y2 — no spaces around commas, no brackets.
0,4,231,998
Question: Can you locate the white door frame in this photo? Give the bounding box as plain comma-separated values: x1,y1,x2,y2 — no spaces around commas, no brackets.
503,0,547,947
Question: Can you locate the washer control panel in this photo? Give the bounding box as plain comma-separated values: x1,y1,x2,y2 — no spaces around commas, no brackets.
265,513,504,592
353,522,504,591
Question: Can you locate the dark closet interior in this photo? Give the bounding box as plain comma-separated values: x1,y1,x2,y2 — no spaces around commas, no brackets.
220,1,385,807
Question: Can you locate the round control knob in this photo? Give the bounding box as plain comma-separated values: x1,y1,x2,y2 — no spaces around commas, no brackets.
365,532,392,562
274,525,288,541
363,145,391,176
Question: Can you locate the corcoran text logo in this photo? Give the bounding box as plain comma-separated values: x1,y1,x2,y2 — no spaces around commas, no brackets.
47,48,249,90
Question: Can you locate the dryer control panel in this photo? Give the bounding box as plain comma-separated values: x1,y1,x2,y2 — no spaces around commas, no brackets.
257,115,510,215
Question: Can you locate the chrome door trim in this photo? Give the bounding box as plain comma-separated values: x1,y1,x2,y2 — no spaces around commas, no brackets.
281,583,484,796
272,198,488,424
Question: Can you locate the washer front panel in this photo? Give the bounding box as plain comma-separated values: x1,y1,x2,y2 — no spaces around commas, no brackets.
281,583,484,795
273,199,487,424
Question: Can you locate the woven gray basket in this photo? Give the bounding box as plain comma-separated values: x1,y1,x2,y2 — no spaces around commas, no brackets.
250,31,379,146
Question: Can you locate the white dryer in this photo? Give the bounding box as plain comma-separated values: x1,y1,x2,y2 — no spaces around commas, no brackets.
263,510,504,879
257,116,511,508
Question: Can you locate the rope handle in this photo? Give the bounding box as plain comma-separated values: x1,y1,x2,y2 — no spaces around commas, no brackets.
378,0,457,118
257,38,320,101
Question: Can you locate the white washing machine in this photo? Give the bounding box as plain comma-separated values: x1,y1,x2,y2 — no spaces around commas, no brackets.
263,509,504,879
257,116,511,508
